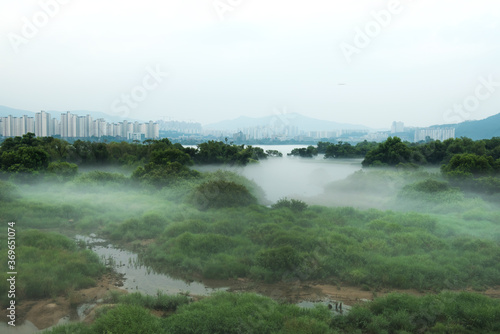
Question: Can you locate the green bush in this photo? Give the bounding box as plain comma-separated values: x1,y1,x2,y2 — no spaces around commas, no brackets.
74,171,128,185
0,230,105,306
117,291,189,311
164,292,334,334
93,304,164,334
0,180,19,201
47,161,78,177
189,180,257,210
272,198,309,212
257,245,302,271
132,161,200,187
334,291,500,333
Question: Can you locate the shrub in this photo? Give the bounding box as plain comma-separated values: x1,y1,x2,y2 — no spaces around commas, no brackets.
47,161,78,177
93,304,164,334
0,180,19,201
410,179,451,193
132,162,200,188
189,180,256,210
272,198,308,212
257,245,302,271
74,171,128,184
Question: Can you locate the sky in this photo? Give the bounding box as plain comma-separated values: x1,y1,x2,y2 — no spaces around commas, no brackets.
0,0,499,129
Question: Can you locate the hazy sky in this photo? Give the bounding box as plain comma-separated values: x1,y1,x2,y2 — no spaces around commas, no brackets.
1,0,499,128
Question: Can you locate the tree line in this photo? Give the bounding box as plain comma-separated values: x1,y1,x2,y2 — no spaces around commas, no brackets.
0,134,270,175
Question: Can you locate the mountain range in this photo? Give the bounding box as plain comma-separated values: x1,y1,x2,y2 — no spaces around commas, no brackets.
432,113,500,140
204,113,371,132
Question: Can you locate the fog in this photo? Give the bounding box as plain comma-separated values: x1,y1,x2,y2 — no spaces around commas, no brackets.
3,144,500,333
193,146,362,203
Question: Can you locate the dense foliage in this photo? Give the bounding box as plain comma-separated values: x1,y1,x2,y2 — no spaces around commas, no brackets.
288,145,318,158
46,290,500,334
0,230,105,307
189,180,257,210
142,203,500,289
0,134,269,180
334,291,500,333
322,140,378,158
361,136,500,170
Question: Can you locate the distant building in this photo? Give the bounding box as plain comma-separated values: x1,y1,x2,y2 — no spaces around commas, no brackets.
414,127,455,142
35,111,50,137
0,111,160,140
391,121,405,133
232,131,246,142
0,115,35,137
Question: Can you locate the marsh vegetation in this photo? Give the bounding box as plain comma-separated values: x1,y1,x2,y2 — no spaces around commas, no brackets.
1,134,500,332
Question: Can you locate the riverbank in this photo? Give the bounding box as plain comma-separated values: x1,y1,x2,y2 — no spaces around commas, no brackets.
1,270,126,331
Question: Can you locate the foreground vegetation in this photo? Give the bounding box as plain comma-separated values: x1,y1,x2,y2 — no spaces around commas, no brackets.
1,167,499,294
0,230,105,307
45,291,500,333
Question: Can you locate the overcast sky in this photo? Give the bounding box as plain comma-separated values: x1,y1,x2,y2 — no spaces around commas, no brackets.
1,0,499,128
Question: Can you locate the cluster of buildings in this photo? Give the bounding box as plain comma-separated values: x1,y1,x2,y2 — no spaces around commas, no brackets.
156,119,202,134
229,125,370,142
234,125,300,140
390,121,455,142
0,111,457,144
413,128,456,142
0,111,159,140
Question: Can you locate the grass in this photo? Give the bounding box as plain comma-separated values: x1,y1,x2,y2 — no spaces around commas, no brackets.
0,230,105,307
45,290,500,334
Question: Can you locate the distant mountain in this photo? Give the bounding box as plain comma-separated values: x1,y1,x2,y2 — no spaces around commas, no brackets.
46,110,144,123
204,113,371,132
0,105,144,123
432,113,500,140
0,105,36,118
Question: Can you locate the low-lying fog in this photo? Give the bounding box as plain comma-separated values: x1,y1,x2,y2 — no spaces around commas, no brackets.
192,145,362,203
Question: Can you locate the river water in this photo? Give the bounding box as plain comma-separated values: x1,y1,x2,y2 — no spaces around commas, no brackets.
75,235,226,296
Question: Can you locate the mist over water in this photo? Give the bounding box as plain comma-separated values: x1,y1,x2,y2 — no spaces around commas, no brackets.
192,145,363,203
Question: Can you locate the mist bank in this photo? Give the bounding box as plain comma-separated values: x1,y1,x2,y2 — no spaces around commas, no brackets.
193,156,362,202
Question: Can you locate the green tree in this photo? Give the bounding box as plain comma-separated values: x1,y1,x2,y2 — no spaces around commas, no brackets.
362,137,412,167
441,153,494,177
0,146,50,172
190,180,257,210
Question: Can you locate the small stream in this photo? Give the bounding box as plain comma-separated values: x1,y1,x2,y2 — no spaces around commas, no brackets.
75,235,227,296
2,235,349,333
76,235,351,313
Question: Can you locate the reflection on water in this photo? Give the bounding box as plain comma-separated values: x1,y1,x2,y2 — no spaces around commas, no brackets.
75,235,227,296
297,299,351,314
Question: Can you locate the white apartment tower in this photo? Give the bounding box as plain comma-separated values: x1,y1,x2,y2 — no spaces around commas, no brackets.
35,111,51,137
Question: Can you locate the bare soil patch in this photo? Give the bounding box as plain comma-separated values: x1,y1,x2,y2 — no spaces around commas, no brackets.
1,271,126,330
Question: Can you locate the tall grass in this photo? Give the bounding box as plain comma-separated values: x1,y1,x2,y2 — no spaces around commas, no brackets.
0,230,105,306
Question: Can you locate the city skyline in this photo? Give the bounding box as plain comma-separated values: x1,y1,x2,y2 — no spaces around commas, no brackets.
0,109,457,143
0,111,160,140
